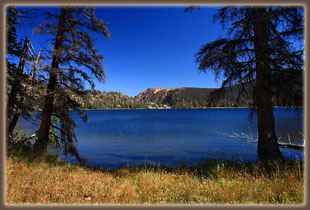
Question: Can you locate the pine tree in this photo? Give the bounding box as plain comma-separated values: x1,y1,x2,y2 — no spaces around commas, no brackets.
6,6,22,134
32,7,110,161
6,6,21,58
6,6,38,140
193,6,304,161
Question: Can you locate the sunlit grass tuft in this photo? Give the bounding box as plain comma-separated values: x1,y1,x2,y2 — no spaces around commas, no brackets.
6,146,304,205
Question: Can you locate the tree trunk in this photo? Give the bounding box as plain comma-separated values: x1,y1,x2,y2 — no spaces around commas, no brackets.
7,36,30,134
8,49,42,135
8,109,22,136
253,7,283,161
34,8,66,151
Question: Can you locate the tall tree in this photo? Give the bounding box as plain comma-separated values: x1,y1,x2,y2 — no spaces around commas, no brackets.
193,6,303,161
6,6,22,132
7,36,30,133
7,36,29,129
7,47,43,136
32,7,110,161
6,6,37,141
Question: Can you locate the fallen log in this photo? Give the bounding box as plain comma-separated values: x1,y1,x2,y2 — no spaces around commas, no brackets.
278,142,304,151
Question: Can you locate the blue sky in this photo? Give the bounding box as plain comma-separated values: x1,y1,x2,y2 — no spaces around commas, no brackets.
16,6,225,97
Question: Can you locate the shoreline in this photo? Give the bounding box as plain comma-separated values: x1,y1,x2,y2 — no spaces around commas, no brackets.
77,107,303,111
66,106,303,111
6,147,304,205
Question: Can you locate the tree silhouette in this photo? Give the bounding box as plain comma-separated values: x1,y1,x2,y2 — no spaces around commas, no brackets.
33,7,110,161
6,7,39,140
194,6,303,161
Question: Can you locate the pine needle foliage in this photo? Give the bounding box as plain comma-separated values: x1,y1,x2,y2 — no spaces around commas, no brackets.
32,7,110,161
192,6,304,161
6,7,40,140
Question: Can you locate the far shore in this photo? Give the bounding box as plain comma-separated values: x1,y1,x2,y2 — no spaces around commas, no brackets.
34,106,303,112
79,106,303,111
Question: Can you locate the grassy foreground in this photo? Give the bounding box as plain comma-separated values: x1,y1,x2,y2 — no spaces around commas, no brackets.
6,146,304,205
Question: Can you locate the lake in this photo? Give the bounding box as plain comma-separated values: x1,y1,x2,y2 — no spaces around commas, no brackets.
16,108,304,168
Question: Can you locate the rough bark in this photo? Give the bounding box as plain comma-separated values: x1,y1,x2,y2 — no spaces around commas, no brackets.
34,8,67,151
253,8,283,161
8,109,22,136
7,36,30,134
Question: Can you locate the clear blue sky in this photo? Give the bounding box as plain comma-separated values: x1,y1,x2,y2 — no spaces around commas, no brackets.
17,6,225,97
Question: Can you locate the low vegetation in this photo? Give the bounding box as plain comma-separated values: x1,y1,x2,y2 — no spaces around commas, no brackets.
6,145,304,205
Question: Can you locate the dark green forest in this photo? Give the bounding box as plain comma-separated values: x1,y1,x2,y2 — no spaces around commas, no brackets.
61,83,302,110
29,82,302,111
82,86,252,109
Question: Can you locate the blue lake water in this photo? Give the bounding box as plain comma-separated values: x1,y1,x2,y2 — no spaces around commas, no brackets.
16,108,304,168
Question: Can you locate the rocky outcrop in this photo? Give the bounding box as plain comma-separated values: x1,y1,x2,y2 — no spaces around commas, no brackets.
134,87,211,105
133,85,255,108
134,88,176,103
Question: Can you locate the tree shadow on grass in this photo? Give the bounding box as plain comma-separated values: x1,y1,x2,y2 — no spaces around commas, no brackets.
7,143,304,182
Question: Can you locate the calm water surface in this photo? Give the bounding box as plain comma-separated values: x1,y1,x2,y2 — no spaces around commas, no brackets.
16,108,304,168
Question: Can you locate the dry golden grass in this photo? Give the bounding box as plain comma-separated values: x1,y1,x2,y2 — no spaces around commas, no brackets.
5,148,304,205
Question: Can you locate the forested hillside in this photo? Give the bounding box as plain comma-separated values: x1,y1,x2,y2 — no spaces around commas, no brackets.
76,84,254,110
74,90,152,110
33,82,301,110
69,83,303,110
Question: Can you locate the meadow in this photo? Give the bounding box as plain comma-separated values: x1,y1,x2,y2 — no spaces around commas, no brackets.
6,146,304,205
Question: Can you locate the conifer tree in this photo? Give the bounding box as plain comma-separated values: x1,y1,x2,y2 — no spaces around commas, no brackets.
193,6,303,161
32,7,110,161
6,6,22,133
6,6,37,140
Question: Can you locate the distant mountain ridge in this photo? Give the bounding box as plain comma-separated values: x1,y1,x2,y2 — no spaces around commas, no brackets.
73,85,253,110
133,86,252,108
134,88,177,103
32,80,301,110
